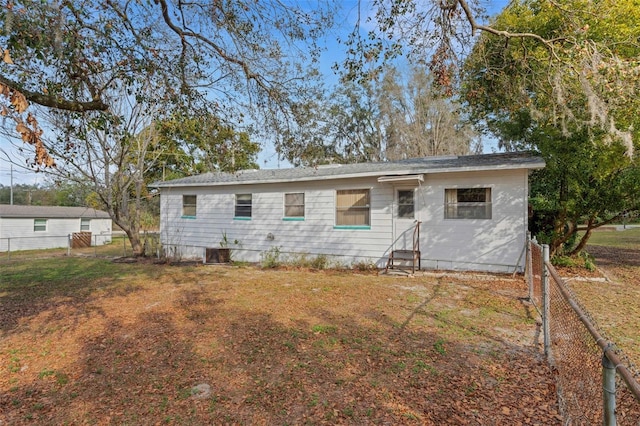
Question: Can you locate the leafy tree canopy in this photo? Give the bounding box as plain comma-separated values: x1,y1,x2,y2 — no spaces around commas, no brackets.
460,0,640,256
278,65,478,166
342,0,639,156
0,180,91,206
0,0,334,167
0,0,334,256
151,112,260,182
462,0,640,154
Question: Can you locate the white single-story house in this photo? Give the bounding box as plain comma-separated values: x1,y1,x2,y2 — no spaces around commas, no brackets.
0,205,112,252
152,152,544,273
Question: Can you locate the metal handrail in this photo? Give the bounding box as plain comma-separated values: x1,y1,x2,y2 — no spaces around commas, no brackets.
412,221,422,254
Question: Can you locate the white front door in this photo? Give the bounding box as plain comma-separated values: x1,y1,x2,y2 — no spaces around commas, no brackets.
393,187,418,250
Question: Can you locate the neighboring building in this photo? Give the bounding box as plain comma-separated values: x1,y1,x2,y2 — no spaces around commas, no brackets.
0,205,112,252
152,152,544,273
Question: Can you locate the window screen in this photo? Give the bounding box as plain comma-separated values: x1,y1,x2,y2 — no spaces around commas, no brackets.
235,194,252,218
182,195,197,217
284,193,304,218
444,188,492,219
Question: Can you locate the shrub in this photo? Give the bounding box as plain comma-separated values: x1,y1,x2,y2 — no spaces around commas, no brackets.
309,254,330,270
260,246,282,268
352,260,377,272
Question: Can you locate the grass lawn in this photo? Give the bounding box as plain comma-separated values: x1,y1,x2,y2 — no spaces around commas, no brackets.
564,227,640,364
0,256,561,425
587,226,640,249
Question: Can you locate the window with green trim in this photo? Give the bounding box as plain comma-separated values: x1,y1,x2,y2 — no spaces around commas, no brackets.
336,189,370,226
182,195,197,217
235,194,252,218
34,219,47,232
284,192,304,219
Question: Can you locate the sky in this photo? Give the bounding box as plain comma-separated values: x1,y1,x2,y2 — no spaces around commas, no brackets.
0,0,510,187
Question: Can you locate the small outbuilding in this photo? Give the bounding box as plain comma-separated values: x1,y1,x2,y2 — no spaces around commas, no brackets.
0,205,112,252
152,152,544,273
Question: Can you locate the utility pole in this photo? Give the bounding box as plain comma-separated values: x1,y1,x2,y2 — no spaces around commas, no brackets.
10,163,13,205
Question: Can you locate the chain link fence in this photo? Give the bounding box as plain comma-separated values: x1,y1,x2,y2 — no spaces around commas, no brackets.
527,238,640,425
0,232,161,261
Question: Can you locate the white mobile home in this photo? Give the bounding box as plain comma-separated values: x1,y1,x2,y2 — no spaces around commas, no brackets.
153,152,544,273
0,205,112,252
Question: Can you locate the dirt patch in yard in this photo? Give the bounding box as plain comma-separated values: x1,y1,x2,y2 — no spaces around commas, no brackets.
0,262,561,425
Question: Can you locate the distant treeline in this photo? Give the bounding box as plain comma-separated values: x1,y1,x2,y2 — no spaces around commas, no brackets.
0,183,90,207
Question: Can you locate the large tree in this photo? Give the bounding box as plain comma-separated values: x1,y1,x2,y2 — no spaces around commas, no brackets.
152,113,260,182
1,1,333,120
378,66,479,160
461,0,640,255
278,65,477,166
521,128,639,256
42,84,167,256
342,0,639,156
1,0,333,255
42,85,260,256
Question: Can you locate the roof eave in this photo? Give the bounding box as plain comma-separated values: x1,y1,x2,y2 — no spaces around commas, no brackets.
152,160,545,189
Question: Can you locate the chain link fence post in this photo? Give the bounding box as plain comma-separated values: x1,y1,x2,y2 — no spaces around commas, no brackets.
542,244,551,358
602,350,617,426
526,232,532,301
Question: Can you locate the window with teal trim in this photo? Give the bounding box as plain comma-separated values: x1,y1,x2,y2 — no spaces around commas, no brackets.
336,189,370,226
34,218,47,232
284,192,304,219
182,195,197,217
235,193,252,218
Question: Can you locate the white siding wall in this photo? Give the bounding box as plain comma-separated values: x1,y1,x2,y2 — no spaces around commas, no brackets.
160,177,394,266
418,169,528,273
159,168,530,272
0,217,112,251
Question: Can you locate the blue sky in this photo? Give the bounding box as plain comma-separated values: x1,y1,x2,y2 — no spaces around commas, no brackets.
1,0,510,186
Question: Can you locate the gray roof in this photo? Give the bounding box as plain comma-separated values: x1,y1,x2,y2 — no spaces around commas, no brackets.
0,205,111,219
152,152,545,188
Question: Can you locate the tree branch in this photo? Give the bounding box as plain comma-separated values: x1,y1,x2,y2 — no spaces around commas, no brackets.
457,0,565,59
153,0,270,95
0,74,108,112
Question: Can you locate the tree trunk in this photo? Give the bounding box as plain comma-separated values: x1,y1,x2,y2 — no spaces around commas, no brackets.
113,212,144,257
125,228,145,257
570,214,620,256
570,227,593,256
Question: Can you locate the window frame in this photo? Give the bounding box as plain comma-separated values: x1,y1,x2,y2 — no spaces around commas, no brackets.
444,187,492,220
80,218,91,231
335,188,371,229
34,218,47,232
283,192,305,220
182,194,197,218
234,193,252,219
